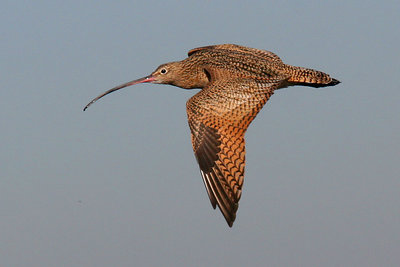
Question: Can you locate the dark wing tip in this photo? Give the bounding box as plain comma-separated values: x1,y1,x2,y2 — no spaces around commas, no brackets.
226,216,234,227
330,78,341,85
293,77,341,88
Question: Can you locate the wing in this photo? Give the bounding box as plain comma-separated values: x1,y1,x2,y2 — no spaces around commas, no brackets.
188,44,283,63
186,78,283,226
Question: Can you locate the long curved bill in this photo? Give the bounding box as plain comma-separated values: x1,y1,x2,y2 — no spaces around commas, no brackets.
83,75,156,111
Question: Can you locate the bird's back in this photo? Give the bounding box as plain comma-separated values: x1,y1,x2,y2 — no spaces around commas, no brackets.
187,44,288,82
187,44,338,88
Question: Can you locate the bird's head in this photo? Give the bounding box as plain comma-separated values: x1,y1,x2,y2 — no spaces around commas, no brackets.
149,62,183,85
83,60,208,111
83,62,179,111
150,61,208,88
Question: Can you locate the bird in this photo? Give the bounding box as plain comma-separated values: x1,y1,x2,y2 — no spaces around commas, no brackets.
84,44,340,227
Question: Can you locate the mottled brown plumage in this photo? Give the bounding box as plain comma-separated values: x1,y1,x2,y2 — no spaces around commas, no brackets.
84,44,340,227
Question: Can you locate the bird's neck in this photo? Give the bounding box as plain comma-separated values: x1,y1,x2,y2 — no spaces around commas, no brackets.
173,60,210,89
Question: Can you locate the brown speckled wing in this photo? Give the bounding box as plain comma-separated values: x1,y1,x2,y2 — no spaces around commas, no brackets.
188,44,283,63
186,78,283,226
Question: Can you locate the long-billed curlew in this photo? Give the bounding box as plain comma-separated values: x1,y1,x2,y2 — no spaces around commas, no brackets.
84,44,340,227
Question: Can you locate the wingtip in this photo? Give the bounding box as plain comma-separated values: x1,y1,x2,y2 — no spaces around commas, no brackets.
330,78,341,85
224,213,236,228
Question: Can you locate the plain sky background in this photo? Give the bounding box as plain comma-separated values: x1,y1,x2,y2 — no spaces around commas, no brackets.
1,0,399,266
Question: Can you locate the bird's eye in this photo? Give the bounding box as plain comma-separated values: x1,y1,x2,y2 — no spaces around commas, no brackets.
160,68,167,74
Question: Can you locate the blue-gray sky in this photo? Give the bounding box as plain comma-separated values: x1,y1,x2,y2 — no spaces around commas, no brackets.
1,1,399,266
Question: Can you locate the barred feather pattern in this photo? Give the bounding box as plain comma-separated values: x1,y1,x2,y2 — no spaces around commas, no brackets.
186,78,283,226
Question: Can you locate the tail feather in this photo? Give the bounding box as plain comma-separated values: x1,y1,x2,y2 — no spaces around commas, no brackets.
287,66,340,87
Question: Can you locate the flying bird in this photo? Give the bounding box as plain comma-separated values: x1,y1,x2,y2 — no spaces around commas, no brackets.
84,44,340,227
